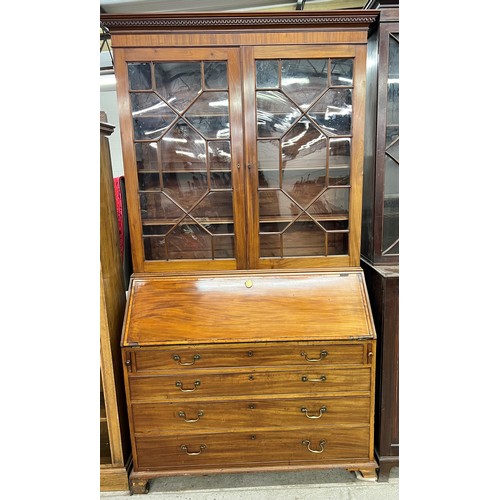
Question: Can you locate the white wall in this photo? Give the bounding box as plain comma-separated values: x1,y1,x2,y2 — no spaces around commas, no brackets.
100,82,125,177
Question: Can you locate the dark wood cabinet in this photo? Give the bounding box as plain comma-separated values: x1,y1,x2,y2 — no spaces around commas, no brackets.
361,0,399,481
101,10,381,494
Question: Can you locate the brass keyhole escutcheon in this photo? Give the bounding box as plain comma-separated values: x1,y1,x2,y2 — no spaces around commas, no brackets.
245,280,253,288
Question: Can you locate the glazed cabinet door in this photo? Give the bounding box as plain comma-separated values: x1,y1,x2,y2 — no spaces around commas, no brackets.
114,47,246,272
242,45,367,269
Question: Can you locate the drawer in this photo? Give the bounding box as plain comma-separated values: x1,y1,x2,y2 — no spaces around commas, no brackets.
130,342,368,373
132,396,371,435
135,428,370,470
128,366,372,402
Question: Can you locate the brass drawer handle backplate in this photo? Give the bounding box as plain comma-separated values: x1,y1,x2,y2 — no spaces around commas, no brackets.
180,444,206,456
301,406,327,419
301,350,328,362
172,354,201,366
175,380,201,392
301,375,327,382
178,410,204,423
302,439,326,454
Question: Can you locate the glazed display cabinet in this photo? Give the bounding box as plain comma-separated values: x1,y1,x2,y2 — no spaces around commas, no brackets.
361,0,399,481
101,10,380,494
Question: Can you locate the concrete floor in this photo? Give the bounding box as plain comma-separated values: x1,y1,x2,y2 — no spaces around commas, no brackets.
101,467,399,499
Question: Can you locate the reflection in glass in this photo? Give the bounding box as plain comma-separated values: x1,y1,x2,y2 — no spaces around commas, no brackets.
330,59,353,86
259,190,301,219
166,224,212,260
282,59,328,110
143,235,167,260
213,235,234,258
382,156,399,255
329,138,351,185
138,172,160,191
256,60,279,89
208,141,231,171
386,34,399,146
282,220,325,257
160,120,206,172
135,142,159,170
139,192,184,220
155,62,202,113
256,91,301,138
260,233,281,258
128,63,152,90
185,91,230,139
162,172,208,210
130,92,176,140
327,232,348,255
210,171,232,190
308,188,349,217
258,140,280,188
191,191,233,220
204,62,228,89
309,89,352,136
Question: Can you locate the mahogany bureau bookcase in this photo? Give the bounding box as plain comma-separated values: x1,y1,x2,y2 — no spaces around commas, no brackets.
101,10,380,494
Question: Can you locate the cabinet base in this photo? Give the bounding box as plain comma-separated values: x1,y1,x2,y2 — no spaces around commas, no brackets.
128,461,379,494
100,465,130,492
376,455,399,482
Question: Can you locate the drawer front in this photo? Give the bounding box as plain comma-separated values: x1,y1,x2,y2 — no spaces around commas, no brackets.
132,396,371,435
132,343,367,372
135,428,370,470
128,367,371,402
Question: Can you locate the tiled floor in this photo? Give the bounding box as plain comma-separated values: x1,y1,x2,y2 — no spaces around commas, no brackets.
101,467,399,499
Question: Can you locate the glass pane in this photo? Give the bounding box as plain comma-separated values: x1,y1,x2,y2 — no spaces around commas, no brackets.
128,63,152,90
309,89,352,136
386,35,399,146
260,222,289,233
208,141,231,171
130,92,176,140
330,59,353,86
185,91,230,139
329,138,351,186
202,223,234,235
258,140,280,188
282,220,325,257
256,60,279,89
327,232,348,255
138,172,161,190
260,233,281,257
308,188,350,217
259,190,301,219
282,59,328,110
160,120,206,172
321,220,349,231
142,224,171,236
135,142,159,170
386,138,399,162
204,62,228,89
139,192,184,221
282,119,327,207
166,224,212,260
143,235,167,260
191,191,233,220
154,62,202,113
256,91,301,138
210,171,232,190
162,172,208,210
382,155,399,255
213,235,234,259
